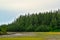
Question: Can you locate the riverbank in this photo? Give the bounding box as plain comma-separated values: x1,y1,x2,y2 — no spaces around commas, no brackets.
0,32,60,40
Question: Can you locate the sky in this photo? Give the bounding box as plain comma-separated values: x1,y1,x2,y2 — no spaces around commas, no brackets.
0,0,60,25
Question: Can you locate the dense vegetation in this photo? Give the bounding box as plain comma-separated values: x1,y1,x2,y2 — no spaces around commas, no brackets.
0,25,7,35
0,10,60,33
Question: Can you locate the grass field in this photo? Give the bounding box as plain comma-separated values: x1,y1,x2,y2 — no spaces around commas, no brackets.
0,32,60,40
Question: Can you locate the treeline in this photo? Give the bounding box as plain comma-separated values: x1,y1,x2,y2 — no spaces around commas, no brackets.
0,10,60,32
0,25,7,35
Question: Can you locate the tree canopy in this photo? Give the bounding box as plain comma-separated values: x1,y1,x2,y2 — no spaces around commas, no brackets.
0,10,60,32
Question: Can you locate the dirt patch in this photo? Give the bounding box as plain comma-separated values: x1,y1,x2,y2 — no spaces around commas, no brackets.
0,32,35,38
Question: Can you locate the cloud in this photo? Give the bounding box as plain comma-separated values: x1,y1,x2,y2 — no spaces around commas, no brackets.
0,0,60,10
0,0,60,25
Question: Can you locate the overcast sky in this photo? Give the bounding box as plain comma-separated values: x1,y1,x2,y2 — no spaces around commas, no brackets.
0,0,60,25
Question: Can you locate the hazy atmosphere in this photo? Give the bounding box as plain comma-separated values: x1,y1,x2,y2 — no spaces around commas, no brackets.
0,0,60,25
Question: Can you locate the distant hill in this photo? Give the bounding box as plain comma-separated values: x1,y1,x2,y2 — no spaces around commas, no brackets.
0,10,60,32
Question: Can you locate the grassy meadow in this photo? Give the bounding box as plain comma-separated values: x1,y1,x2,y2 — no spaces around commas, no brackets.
0,32,60,40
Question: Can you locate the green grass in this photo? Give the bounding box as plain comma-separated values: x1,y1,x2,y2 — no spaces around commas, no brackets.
0,32,60,40
0,37,43,40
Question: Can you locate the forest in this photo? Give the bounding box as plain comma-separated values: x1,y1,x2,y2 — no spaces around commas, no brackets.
0,10,60,34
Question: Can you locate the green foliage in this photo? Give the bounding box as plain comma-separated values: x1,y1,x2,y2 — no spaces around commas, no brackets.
0,25,7,35
35,25,52,32
0,10,60,32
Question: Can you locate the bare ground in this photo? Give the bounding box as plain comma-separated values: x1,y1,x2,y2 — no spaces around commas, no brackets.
0,32,35,38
